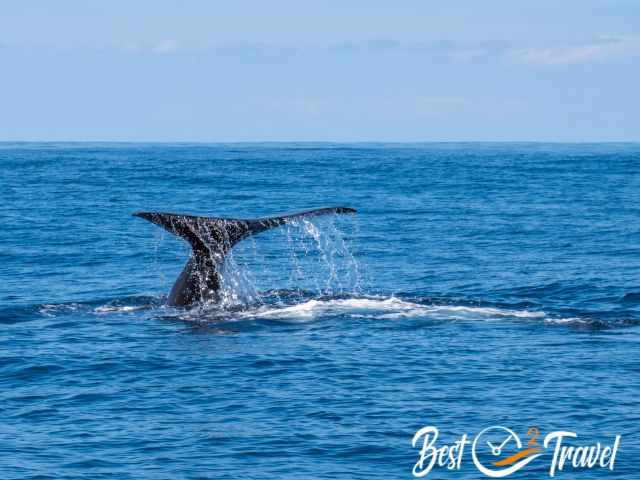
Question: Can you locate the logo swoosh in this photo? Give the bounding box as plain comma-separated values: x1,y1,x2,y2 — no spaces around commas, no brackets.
493,447,541,467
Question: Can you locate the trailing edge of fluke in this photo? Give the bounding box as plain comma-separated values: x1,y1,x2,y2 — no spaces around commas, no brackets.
134,207,357,306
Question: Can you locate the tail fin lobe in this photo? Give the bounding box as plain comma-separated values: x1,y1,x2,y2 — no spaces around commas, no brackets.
133,206,356,254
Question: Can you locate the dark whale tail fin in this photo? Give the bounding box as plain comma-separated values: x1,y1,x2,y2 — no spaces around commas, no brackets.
133,206,356,255
133,207,356,305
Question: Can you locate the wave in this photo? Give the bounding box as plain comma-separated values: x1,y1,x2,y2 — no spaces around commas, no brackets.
3,292,636,330
241,297,547,322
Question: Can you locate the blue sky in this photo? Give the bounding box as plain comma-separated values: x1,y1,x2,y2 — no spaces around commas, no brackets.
1,1,639,141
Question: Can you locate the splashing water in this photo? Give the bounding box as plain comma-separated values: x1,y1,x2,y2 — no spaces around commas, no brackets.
143,214,364,309
216,215,365,308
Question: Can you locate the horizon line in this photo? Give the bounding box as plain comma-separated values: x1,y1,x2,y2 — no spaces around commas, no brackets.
1,140,639,145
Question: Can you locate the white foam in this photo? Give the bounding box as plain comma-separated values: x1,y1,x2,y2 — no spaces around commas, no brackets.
39,303,81,316
427,305,546,318
93,305,145,314
544,317,589,325
240,297,547,322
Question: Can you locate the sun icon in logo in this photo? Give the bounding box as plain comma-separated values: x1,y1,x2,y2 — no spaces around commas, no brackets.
472,426,542,478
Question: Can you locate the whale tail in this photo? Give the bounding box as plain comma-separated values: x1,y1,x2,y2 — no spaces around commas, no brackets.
134,207,356,305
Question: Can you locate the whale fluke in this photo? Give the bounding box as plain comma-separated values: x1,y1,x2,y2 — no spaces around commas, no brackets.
134,207,356,306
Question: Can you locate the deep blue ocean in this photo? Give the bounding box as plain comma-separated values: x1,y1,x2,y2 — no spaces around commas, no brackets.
1,143,639,479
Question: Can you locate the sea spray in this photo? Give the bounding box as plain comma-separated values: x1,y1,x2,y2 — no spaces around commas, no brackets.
215,215,365,307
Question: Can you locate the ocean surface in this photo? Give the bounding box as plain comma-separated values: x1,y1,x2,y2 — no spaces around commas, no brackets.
1,142,639,479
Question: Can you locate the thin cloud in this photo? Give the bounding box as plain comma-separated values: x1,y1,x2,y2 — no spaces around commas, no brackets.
153,39,178,54
327,38,498,61
512,35,640,65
